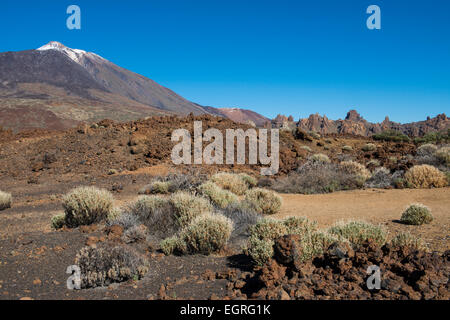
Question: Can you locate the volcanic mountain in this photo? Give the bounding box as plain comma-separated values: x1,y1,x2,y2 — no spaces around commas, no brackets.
0,42,212,131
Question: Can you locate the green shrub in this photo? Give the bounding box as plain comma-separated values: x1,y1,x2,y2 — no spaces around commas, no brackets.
243,188,282,215
128,195,168,222
0,190,12,211
210,172,248,195
169,192,212,228
400,204,433,225
390,232,427,250
414,130,450,144
361,143,377,152
246,235,274,266
282,216,318,234
435,146,450,167
162,213,233,255
238,173,258,188
148,181,171,194
198,181,238,209
51,214,65,229
342,145,353,152
249,218,288,240
373,130,410,142
328,220,387,246
309,153,331,163
404,165,447,188
63,186,114,227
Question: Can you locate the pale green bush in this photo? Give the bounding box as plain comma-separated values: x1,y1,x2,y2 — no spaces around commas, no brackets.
211,172,248,195
328,220,387,246
148,181,171,194
246,235,274,266
63,186,114,227
51,214,65,229
390,232,427,251
162,213,233,255
238,173,258,188
169,192,212,228
362,143,377,152
0,190,12,211
435,146,450,167
342,145,353,152
309,153,331,163
244,188,282,215
400,204,433,225
198,181,238,209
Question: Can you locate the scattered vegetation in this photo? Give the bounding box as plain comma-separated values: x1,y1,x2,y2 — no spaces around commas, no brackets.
365,167,393,188
75,245,148,288
373,130,410,142
139,172,207,195
435,146,450,167
404,165,447,188
243,188,282,215
414,129,450,144
63,186,114,228
342,145,353,152
238,173,258,188
272,161,365,194
400,204,433,225
328,220,387,246
0,190,12,211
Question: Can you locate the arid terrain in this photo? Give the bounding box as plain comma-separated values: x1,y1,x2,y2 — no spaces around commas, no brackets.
0,115,449,300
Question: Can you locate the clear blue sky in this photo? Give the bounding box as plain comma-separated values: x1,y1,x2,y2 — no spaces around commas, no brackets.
1,0,449,123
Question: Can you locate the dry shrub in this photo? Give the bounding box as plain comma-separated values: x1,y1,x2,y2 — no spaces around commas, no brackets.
328,220,387,246
210,172,248,195
244,188,282,215
339,161,371,181
417,143,438,156
63,186,114,227
161,213,233,255
404,165,447,188
238,173,258,188
198,181,238,209
0,190,12,211
122,225,148,244
272,161,365,194
390,232,427,251
365,167,393,188
342,145,353,152
75,245,148,288
400,204,433,225
139,172,207,194
221,203,262,247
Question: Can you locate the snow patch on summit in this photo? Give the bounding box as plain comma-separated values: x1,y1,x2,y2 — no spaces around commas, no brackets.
37,41,107,65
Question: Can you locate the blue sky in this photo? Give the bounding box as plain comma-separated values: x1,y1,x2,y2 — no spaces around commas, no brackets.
1,0,449,123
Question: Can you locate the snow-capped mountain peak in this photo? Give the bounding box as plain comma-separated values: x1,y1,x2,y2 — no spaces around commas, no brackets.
37,41,106,64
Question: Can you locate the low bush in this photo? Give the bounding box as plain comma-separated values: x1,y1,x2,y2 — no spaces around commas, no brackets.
161,213,233,255
198,181,238,209
147,181,171,194
246,235,274,266
400,204,433,225
238,173,258,188
169,192,212,228
414,130,450,144
75,245,148,288
122,225,148,244
361,143,377,152
309,153,331,163
243,188,282,215
210,172,248,195
328,220,387,246
435,146,450,167
272,161,365,194
0,190,12,211
300,145,312,152
342,145,353,152
139,172,207,194
390,232,427,251
51,214,65,229
221,203,262,246
373,130,410,142
63,187,114,228
339,161,371,181
404,165,447,188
